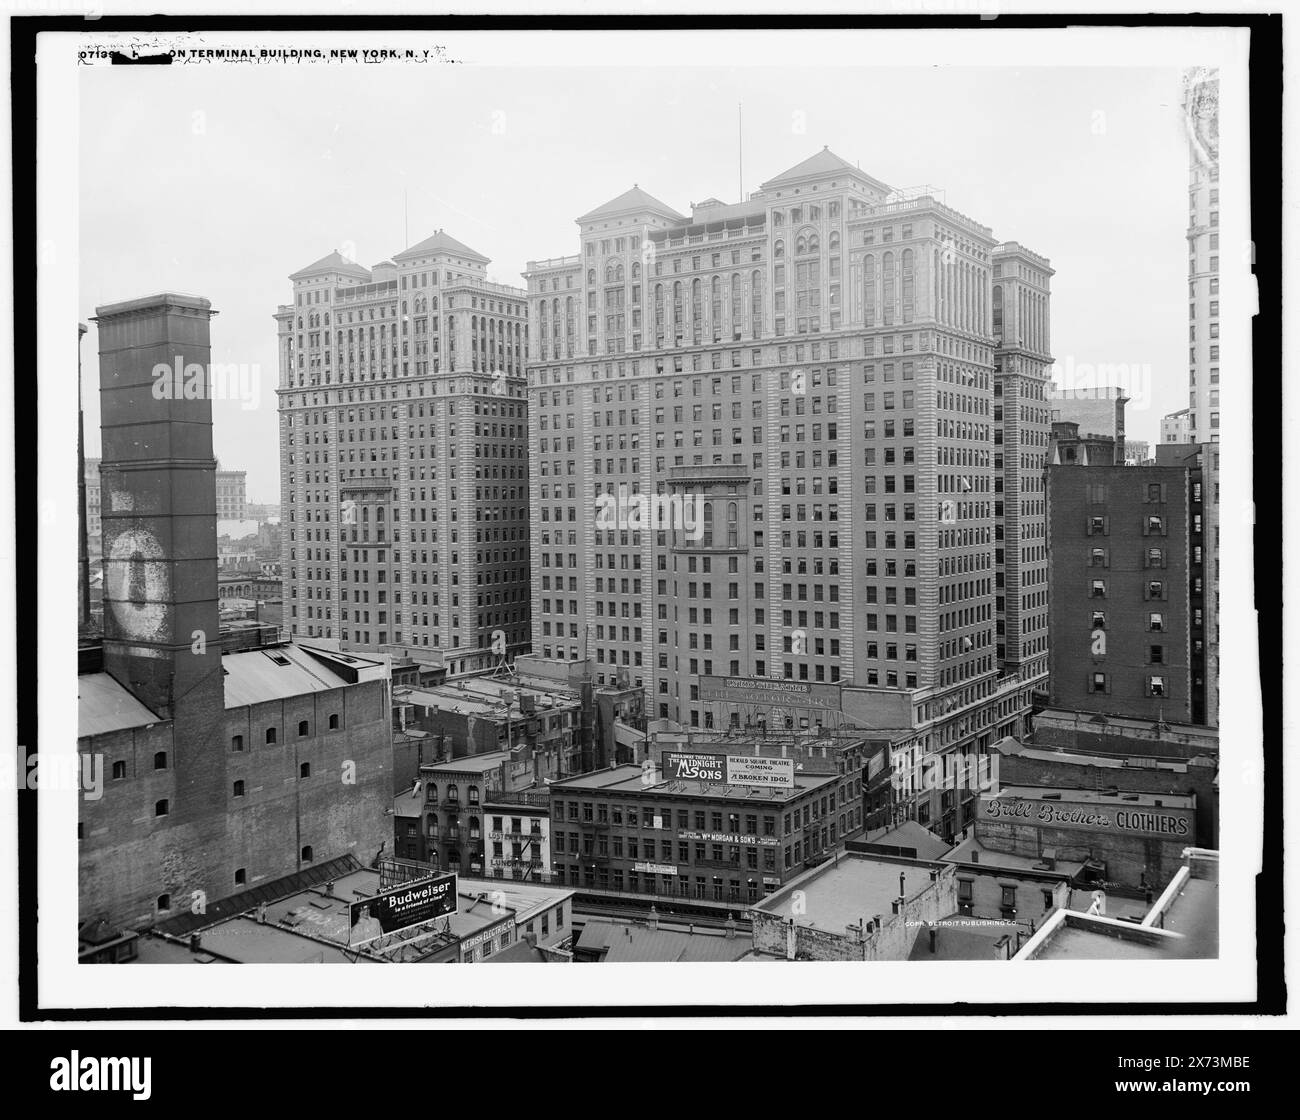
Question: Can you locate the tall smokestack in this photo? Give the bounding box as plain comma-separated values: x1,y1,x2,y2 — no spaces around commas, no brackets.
94,294,221,721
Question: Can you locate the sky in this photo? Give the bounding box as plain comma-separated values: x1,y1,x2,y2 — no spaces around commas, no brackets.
78,50,1192,502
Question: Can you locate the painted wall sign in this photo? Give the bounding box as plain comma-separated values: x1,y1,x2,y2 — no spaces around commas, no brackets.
978,796,1193,838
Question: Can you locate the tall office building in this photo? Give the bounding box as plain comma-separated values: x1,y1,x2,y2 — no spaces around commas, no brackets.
991,243,1053,684
1184,67,1220,444
523,149,1047,837
276,233,530,676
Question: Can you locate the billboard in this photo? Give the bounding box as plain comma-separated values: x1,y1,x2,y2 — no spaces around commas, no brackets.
697,675,842,712
977,796,1194,839
348,873,457,944
663,752,796,789
725,755,795,789
663,752,727,782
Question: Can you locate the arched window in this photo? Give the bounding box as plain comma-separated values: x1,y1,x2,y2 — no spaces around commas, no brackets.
774,239,785,259
153,751,167,771
587,269,596,286
301,845,314,862
632,260,641,279
702,502,714,546
829,230,840,251
795,235,807,255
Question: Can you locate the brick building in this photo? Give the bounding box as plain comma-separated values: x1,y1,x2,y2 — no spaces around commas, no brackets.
547,760,864,905
78,294,393,931
1047,462,1211,724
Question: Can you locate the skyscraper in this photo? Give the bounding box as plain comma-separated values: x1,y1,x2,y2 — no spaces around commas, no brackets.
277,234,530,675
1184,67,1220,445
523,149,1049,838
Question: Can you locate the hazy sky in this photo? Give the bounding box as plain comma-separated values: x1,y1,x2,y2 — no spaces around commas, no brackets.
79,57,1191,501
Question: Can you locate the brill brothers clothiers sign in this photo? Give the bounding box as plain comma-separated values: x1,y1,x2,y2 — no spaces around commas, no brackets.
978,796,1193,839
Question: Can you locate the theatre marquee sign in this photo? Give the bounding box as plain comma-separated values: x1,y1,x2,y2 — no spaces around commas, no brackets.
697,676,842,712
978,796,1193,839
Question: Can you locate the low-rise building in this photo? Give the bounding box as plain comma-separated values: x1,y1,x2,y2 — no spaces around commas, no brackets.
749,851,959,961
974,784,1197,893
548,761,865,906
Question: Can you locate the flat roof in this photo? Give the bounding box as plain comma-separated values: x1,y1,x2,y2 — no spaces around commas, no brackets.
858,821,952,861
907,915,1023,961
1029,925,1171,961
944,837,1084,880
421,751,513,776
576,920,752,963
992,785,1196,809
455,877,574,922
1158,876,1218,957
552,763,838,802
756,852,943,933
190,917,367,964
996,737,1202,772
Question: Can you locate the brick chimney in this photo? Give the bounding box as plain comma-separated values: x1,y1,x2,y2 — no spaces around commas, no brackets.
94,294,221,721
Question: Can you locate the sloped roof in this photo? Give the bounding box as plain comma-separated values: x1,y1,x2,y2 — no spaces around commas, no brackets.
289,249,371,282
762,147,886,190
79,671,162,737
577,185,686,224
221,644,350,708
394,229,488,263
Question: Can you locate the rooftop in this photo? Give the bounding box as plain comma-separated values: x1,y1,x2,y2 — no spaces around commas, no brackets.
551,763,840,802
289,249,370,283
394,229,488,264
755,852,946,934
944,837,1085,880
991,785,1196,810
420,750,515,777
855,821,955,861
1016,911,1186,961
576,919,752,963
759,146,891,194
576,184,687,224
906,914,1025,961
79,670,162,736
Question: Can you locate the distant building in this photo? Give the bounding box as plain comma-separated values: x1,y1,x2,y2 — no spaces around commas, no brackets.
1048,419,1118,468
1160,408,1191,445
1123,438,1151,465
1184,67,1220,444
1048,385,1127,464
215,465,247,520
83,456,102,549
